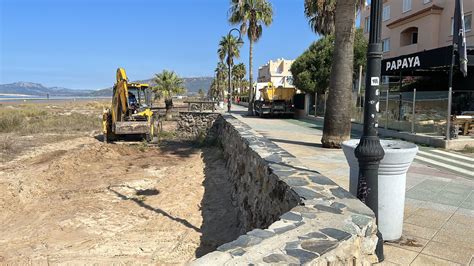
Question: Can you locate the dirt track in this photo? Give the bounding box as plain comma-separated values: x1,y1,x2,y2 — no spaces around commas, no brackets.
0,136,240,264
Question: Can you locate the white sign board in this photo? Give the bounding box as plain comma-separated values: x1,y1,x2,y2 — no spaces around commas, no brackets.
371,77,380,86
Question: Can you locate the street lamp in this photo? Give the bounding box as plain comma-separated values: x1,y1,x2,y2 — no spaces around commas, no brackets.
227,28,244,112
354,0,385,261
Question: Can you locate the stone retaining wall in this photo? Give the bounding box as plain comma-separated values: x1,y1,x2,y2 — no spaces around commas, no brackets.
177,112,379,265
177,112,221,140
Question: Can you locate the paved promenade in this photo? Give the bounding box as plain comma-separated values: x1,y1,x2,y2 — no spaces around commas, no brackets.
230,105,474,265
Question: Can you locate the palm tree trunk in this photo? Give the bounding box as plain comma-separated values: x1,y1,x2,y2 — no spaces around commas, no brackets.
247,39,254,115
321,0,357,148
216,77,220,101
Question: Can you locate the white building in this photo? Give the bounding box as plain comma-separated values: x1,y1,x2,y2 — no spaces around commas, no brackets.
257,58,295,88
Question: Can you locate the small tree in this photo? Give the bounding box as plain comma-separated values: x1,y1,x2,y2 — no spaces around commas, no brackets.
152,70,185,119
198,88,205,99
291,29,367,95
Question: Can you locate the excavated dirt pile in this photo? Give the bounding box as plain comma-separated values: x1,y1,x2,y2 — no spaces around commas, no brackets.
0,136,240,264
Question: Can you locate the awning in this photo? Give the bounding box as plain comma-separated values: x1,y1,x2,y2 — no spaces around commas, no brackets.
382,45,474,76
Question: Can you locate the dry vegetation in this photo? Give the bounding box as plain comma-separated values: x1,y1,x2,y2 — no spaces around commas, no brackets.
0,100,107,162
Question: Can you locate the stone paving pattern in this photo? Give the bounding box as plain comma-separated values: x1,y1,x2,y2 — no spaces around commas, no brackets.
229,105,474,265
192,114,379,265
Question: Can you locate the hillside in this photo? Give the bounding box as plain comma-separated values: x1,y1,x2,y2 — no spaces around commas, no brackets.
0,82,93,97
1,77,213,97
95,77,213,96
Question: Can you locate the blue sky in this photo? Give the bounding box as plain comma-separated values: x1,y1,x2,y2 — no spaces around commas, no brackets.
0,0,323,90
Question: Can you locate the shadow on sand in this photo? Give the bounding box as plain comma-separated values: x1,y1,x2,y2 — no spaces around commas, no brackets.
107,186,201,233
158,139,202,158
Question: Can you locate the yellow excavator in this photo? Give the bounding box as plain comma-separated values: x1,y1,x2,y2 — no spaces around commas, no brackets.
102,68,158,142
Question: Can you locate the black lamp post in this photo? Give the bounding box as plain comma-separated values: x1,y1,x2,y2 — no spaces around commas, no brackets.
354,0,385,261
227,28,244,112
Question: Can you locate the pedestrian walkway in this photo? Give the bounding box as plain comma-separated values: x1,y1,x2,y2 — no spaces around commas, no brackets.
230,105,474,265
415,148,474,179
293,117,474,180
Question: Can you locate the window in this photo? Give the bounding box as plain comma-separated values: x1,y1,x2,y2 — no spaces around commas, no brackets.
364,16,370,33
383,6,391,21
400,27,418,46
466,14,472,32
412,32,418,44
382,38,390,52
403,0,412,13
451,14,473,34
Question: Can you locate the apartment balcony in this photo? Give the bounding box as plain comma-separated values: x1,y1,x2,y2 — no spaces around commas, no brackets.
399,43,419,56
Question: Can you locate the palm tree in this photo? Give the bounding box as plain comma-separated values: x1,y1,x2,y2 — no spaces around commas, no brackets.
232,63,246,94
209,78,218,99
152,70,185,119
218,35,242,68
218,35,243,105
229,0,273,115
304,0,336,36
304,0,364,148
214,62,228,101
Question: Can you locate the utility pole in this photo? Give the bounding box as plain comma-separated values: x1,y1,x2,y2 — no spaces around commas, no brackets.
354,0,385,261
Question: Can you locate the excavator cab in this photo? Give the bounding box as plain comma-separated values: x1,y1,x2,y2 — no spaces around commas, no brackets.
102,68,158,143
126,84,152,114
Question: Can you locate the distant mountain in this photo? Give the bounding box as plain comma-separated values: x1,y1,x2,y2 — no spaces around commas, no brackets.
96,76,213,96
1,77,213,97
0,82,94,96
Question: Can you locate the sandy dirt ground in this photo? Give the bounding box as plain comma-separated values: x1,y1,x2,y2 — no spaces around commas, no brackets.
0,133,240,264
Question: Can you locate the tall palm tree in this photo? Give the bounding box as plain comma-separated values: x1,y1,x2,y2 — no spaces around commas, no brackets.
209,78,219,99
229,0,273,115
304,0,364,148
152,70,185,119
218,35,242,104
232,63,246,93
214,62,228,101
304,0,336,36
218,35,242,67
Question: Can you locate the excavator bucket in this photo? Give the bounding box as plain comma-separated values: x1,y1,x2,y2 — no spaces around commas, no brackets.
114,121,150,135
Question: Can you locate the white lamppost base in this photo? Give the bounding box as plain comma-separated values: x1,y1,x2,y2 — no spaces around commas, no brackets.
342,139,418,241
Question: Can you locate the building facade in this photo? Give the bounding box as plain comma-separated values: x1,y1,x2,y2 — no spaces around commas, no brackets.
257,58,295,88
360,0,473,59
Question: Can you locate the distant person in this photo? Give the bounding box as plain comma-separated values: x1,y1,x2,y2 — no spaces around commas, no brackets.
128,92,138,109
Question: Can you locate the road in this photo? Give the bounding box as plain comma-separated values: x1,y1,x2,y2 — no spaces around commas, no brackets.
230,105,474,265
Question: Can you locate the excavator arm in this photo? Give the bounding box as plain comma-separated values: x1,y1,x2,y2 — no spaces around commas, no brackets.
111,68,130,123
